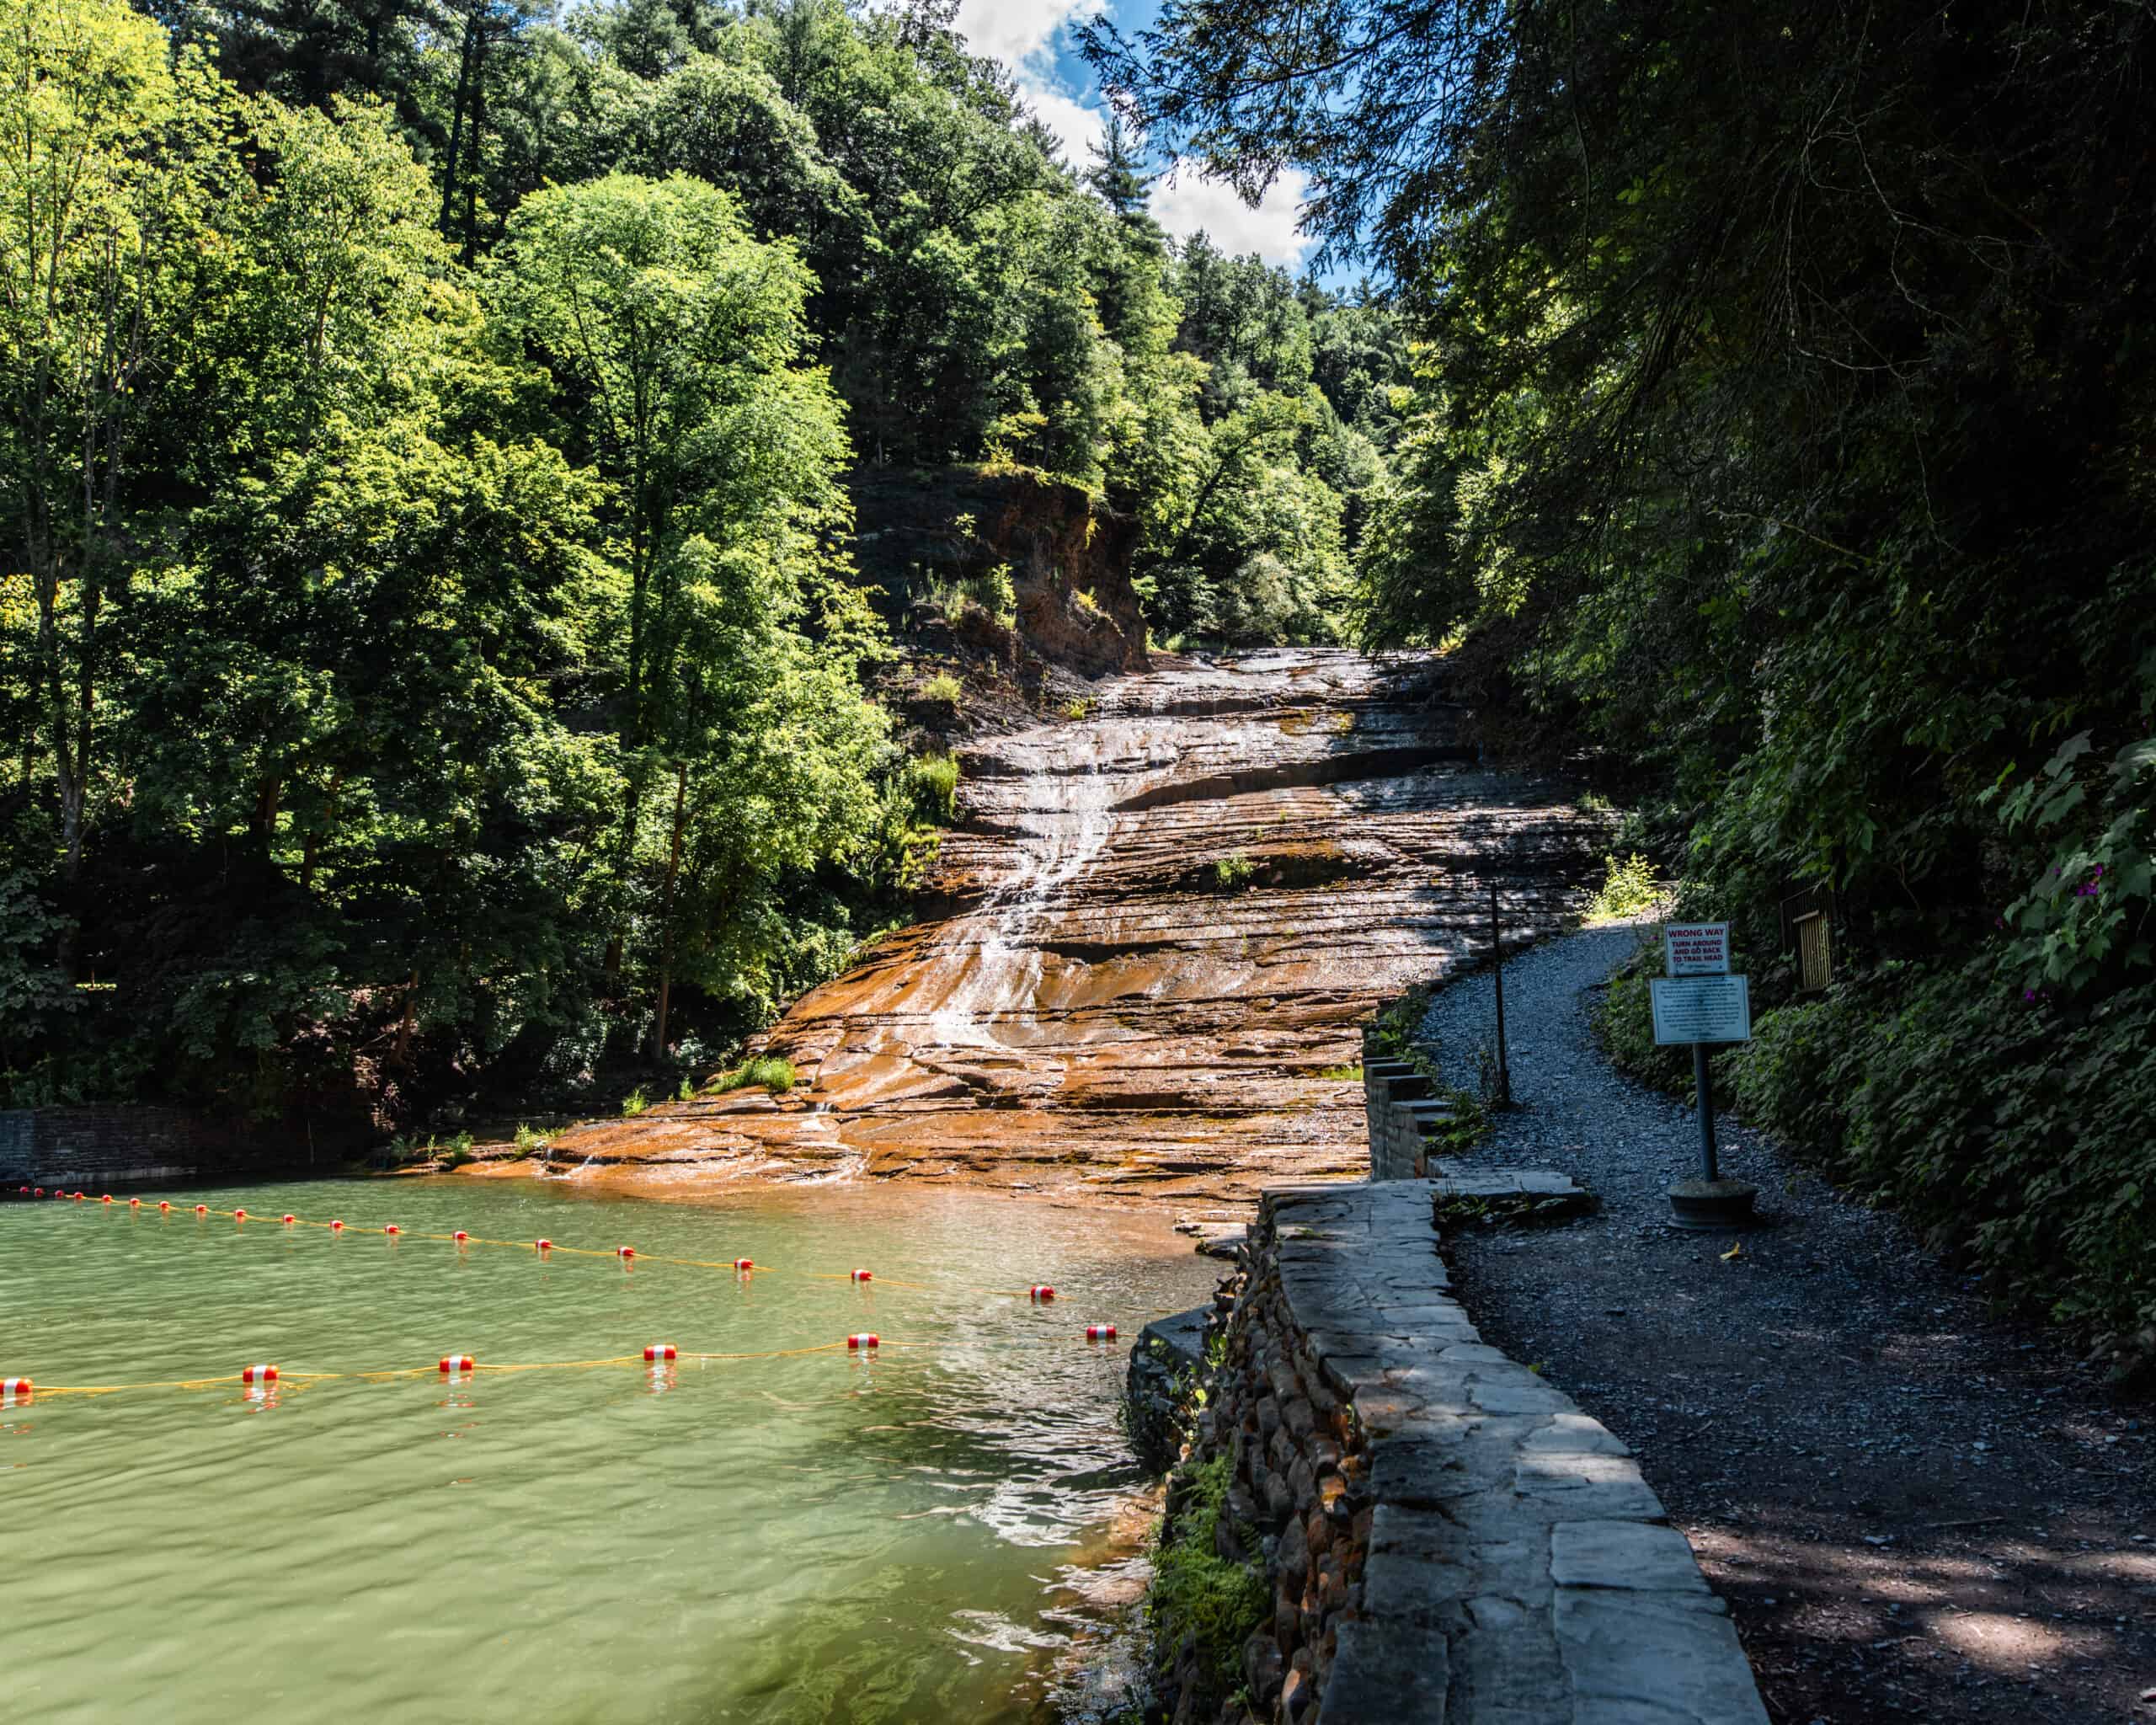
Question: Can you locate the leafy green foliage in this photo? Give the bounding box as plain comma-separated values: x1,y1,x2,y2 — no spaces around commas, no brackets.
1148,1455,1267,1693
1583,854,1662,926
903,752,960,825
1209,852,1256,892
1992,732,2156,995
0,0,1415,1130
707,1055,798,1095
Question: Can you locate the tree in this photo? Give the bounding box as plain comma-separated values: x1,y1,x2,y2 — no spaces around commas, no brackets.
1086,109,1155,229
0,0,236,905
491,172,887,1041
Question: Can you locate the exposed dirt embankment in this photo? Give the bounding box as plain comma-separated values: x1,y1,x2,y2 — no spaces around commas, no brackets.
856,464,1150,684
507,651,1613,1206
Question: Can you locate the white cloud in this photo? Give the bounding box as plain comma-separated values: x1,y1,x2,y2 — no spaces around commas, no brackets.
935,0,1315,266
952,0,1102,69
1021,83,1106,163
1150,163,1313,266
944,0,1108,164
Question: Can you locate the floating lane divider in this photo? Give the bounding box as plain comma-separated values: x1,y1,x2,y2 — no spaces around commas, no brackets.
16,1192,1098,1305
10,1337,1011,1402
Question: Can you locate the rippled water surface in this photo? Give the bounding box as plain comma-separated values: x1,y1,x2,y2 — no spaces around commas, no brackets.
1,1180,1216,1723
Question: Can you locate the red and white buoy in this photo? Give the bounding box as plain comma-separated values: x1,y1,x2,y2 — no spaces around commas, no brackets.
234,1209,248,1221
71,1192,84,1201
385,1224,402,1236
1,1377,30,1407
100,1194,114,1204
1028,1285,1056,1302
157,1200,170,1211
452,1231,468,1243
33,1187,44,1197
850,1268,873,1283
439,1354,475,1375
616,1246,635,1259
643,1343,677,1362
129,1198,142,1208
240,1364,279,1385
282,1214,296,1225
533,1238,552,1253
732,1258,753,1272
329,1220,344,1232
1085,1324,1118,1342
846,1333,880,1350
194,1204,208,1215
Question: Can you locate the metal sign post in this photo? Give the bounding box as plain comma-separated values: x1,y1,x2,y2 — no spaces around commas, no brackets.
1650,924,1758,1229
1489,879,1512,1108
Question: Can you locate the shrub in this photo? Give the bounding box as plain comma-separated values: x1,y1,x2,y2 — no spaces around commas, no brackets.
511,1122,549,1157
921,672,963,708
1584,852,1663,923
709,1055,798,1095
620,1088,648,1118
905,751,959,825
1211,852,1257,892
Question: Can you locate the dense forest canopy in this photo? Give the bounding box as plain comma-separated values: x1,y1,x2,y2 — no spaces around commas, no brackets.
0,0,1407,1124
1091,0,2156,1358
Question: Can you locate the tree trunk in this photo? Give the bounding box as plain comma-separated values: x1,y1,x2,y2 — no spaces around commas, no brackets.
392,969,419,1067
648,761,689,1060
300,765,346,891
439,7,479,238
461,19,488,265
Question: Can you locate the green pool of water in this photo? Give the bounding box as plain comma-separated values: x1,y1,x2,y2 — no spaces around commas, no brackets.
1,1179,1216,1722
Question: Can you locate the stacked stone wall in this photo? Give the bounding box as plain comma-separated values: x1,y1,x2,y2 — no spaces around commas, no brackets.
0,1107,282,1186
1149,1183,1769,1725
1362,1025,1438,1182
1156,1199,1368,1723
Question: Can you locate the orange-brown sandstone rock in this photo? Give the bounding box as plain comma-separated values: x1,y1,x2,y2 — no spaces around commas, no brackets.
506,650,1608,1206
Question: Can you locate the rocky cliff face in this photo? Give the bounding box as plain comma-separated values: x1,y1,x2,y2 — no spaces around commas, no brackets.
853,465,1150,681
524,650,1611,1206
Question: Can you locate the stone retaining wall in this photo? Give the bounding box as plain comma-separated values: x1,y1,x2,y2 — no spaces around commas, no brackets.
1156,1182,1769,1725
1362,1026,1446,1182
0,1107,277,1187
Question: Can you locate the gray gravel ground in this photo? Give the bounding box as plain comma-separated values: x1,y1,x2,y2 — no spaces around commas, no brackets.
1420,922,2156,1725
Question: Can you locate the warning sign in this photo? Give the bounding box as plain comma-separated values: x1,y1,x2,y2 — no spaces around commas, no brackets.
1663,922,1732,977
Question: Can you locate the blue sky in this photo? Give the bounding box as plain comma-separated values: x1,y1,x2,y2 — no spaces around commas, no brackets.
945,0,1318,269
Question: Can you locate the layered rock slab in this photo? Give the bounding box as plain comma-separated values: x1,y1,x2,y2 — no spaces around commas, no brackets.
527,650,1609,1204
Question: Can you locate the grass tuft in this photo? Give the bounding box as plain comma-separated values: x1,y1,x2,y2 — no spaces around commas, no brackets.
707,1055,798,1096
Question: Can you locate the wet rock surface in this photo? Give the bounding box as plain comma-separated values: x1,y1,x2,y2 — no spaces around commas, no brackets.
1420,925,2156,1725
531,651,1608,1205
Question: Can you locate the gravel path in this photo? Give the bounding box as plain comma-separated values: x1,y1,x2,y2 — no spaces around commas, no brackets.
1419,923,2156,1725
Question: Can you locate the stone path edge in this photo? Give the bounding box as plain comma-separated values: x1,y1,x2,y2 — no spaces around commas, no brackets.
1264,1181,1769,1725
